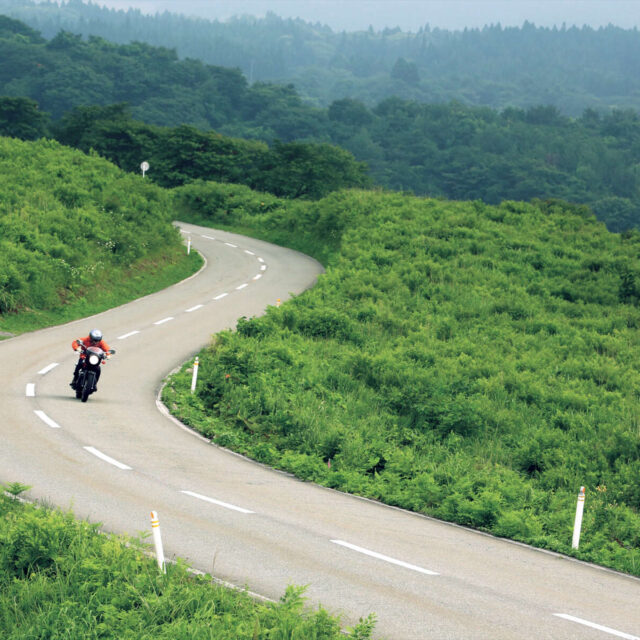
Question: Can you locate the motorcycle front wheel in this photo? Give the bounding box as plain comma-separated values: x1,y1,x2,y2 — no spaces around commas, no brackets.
81,372,94,403
75,373,83,399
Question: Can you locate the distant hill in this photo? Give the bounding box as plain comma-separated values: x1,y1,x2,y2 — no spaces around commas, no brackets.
1,0,640,115
2,13,640,231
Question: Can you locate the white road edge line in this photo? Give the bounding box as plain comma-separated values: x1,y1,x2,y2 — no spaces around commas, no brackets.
330,540,439,576
154,317,174,325
26,383,35,397
181,490,254,514
185,304,203,312
213,293,228,300
117,330,140,340
236,283,248,290
38,363,59,375
83,446,132,470
553,614,640,639
34,410,61,429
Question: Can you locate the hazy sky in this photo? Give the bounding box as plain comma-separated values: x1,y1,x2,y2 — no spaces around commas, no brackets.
90,1,640,31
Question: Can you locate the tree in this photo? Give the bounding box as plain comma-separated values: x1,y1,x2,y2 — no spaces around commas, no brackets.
256,140,370,199
391,58,420,85
0,96,50,140
328,98,373,127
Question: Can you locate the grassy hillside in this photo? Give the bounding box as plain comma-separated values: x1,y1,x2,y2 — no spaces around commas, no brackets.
0,136,201,335
166,183,640,576
0,492,374,638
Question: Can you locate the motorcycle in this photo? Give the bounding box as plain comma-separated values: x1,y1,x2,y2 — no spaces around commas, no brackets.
73,341,115,402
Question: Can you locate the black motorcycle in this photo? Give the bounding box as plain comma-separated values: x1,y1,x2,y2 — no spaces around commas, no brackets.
73,342,115,402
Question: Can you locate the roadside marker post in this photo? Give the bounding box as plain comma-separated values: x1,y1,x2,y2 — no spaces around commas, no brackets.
150,511,166,573
191,357,199,394
187,235,192,255
572,486,586,549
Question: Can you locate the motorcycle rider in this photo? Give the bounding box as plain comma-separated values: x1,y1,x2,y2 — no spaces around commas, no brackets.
70,329,112,391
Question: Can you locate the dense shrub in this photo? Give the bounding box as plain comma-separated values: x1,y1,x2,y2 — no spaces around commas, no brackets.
0,494,373,638
0,136,184,320
167,187,640,576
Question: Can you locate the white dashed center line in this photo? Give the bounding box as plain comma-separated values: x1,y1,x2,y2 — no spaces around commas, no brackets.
181,490,254,514
213,293,228,300
38,363,59,375
331,540,439,576
26,383,35,397
553,614,639,639
224,242,237,248
83,446,132,470
154,317,174,325
185,304,203,312
34,410,61,429
253,274,262,280
236,284,248,290
117,330,140,340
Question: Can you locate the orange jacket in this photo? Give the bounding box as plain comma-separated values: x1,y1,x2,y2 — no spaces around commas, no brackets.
72,335,111,359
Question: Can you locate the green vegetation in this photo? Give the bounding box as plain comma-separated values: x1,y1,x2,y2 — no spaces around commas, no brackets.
52,103,371,197
1,2,640,623
0,136,201,336
165,185,640,576
3,0,640,115
0,493,374,638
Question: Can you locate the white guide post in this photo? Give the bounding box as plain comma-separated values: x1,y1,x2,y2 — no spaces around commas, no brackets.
187,235,192,255
150,510,166,573
572,486,586,549
191,357,199,394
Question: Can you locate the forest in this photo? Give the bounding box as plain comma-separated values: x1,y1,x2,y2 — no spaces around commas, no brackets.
1,0,639,115
1,15,640,231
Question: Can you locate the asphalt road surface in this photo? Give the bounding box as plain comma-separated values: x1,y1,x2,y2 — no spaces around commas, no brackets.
1,223,639,640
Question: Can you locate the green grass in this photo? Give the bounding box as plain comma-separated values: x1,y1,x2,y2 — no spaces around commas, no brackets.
163,187,640,577
0,493,375,639
0,247,202,337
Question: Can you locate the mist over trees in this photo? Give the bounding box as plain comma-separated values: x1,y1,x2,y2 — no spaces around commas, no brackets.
2,0,640,115
2,13,639,231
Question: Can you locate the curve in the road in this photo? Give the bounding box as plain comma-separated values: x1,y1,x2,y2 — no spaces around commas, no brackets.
2,224,639,640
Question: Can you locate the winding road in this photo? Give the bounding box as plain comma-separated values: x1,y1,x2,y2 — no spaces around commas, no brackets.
1,223,639,639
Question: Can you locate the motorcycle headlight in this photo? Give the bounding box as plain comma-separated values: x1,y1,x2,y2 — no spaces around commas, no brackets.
88,354,100,366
